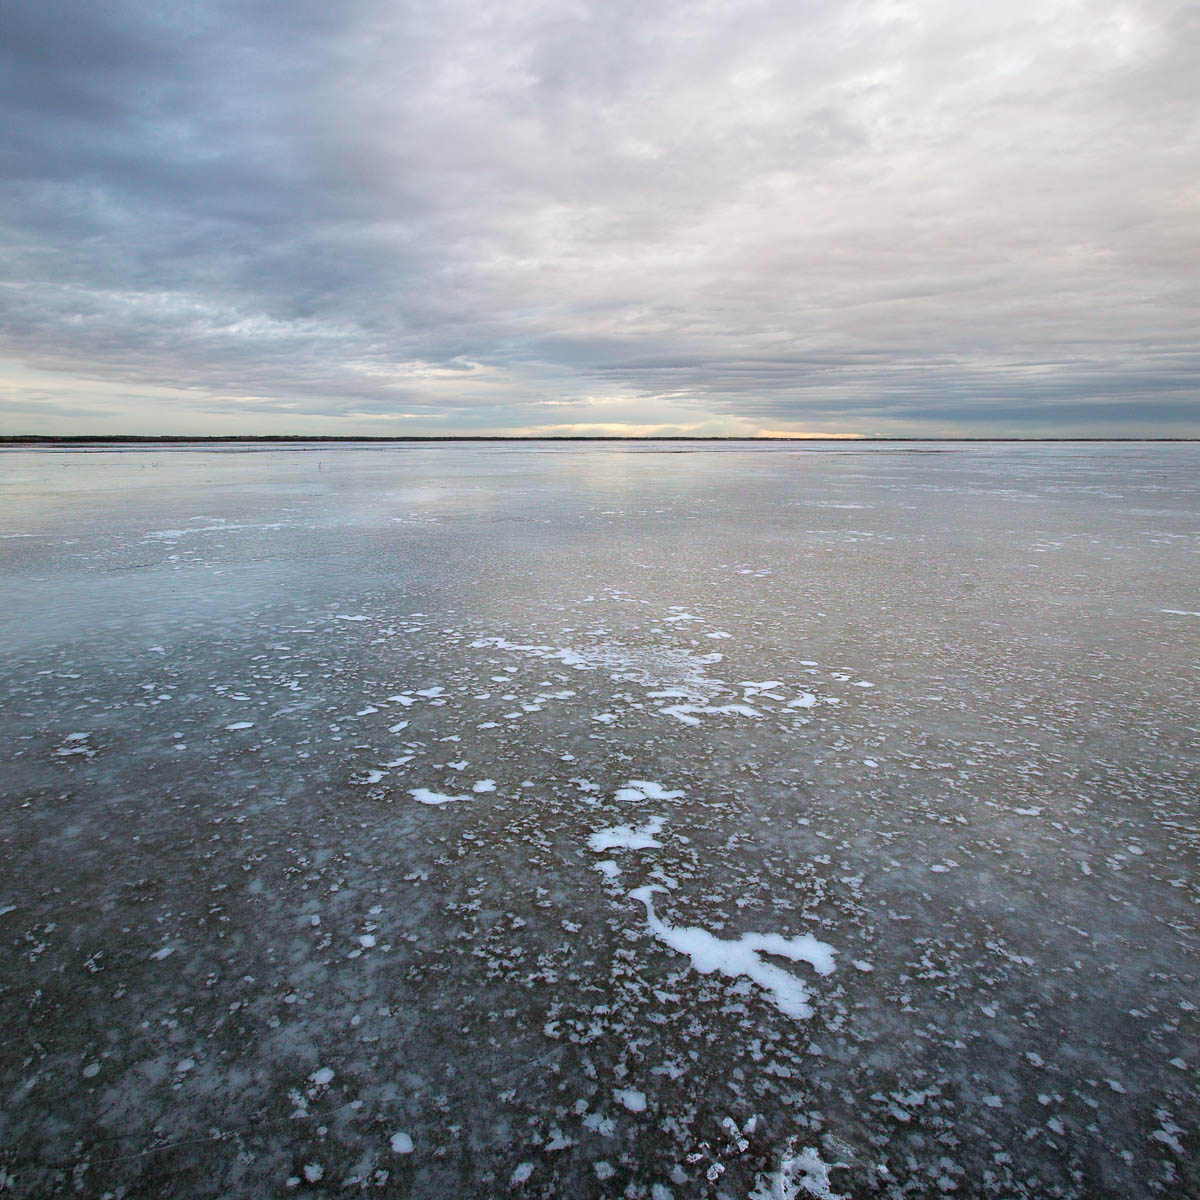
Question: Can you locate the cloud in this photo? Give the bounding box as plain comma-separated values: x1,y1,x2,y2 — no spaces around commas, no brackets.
1,0,1197,434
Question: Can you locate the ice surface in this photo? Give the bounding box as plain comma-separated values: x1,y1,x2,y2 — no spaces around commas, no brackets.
1,441,1197,1199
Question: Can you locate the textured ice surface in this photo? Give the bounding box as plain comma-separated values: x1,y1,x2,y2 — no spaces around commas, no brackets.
1,441,1198,1198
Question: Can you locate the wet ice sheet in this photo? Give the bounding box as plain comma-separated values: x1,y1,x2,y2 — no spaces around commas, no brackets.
0,441,1198,1199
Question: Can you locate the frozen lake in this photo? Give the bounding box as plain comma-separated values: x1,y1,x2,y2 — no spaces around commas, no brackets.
1,441,1197,1198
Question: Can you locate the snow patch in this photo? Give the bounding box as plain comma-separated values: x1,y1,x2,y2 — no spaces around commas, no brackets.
750,1142,847,1200
409,788,470,806
629,886,835,1020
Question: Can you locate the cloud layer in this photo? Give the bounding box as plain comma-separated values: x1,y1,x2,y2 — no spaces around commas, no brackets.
2,0,1197,434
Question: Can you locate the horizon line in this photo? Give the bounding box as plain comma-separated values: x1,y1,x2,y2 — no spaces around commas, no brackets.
2,434,1198,445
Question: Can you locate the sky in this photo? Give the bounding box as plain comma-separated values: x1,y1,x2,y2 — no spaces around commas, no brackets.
1,0,1197,437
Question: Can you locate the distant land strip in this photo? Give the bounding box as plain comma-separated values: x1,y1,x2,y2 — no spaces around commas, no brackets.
2,435,1196,445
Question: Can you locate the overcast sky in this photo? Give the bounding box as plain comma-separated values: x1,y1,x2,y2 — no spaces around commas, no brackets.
2,0,1197,436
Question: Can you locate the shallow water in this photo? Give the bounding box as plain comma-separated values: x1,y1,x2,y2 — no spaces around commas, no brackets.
1,441,1197,1198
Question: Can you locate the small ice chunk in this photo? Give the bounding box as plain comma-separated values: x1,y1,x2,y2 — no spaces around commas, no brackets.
510,1162,534,1184
390,1131,414,1154
224,722,254,731
303,1164,324,1182
614,1088,647,1113
472,779,497,793
150,946,174,960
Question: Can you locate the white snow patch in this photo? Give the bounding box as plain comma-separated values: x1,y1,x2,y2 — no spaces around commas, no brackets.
630,887,835,1020
659,702,762,725
389,1132,414,1154
750,1142,847,1200
614,780,684,803
614,1087,647,1113
472,779,497,793
408,788,470,806
589,816,666,853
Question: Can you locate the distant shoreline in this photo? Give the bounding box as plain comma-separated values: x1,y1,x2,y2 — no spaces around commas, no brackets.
2,435,1196,445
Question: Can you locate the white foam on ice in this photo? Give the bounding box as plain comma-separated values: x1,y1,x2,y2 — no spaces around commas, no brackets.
629,886,835,1020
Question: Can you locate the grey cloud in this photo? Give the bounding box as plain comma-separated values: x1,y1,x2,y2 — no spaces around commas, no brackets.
1,0,1197,434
